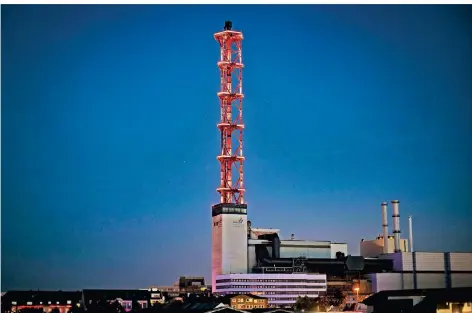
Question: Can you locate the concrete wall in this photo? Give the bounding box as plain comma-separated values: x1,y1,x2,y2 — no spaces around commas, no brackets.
416,273,446,289
449,253,472,271
415,252,445,271
451,273,472,288
280,240,331,258
368,272,472,293
368,273,403,292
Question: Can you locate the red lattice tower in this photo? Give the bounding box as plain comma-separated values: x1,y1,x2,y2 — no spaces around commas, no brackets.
214,21,245,204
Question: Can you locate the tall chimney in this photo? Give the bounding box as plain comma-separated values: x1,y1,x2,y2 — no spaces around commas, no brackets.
381,202,389,254
391,200,401,253
409,215,414,252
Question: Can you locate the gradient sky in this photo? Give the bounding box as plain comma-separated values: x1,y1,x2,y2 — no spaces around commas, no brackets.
2,4,472,291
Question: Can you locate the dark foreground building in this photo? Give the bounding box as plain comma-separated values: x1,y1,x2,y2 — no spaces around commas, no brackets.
362,287,472,313
1,291,82,313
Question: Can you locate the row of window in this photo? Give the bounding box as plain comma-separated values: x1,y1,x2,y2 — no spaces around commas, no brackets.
232,305,266,309
11,301,74,305
232,298,264,303
218,207,247,214
216,285,326,289
260,291,321,295
216,279,325,283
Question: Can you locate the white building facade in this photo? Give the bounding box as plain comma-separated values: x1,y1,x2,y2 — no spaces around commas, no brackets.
368,252,472,293
212,204,249,292
214,273,327,308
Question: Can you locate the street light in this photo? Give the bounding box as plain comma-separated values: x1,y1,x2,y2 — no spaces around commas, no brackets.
353,287,360,303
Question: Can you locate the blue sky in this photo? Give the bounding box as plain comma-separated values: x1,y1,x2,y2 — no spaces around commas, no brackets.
2,5,471,290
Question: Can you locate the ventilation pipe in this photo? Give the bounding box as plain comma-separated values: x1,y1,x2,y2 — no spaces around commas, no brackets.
409,215,414,252
391,200,401,253
272,234,281,259
381,202,389,254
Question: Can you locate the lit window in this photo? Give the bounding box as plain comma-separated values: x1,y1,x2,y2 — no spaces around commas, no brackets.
67,301,71,304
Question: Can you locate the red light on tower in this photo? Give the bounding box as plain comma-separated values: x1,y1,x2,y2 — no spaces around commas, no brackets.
214,21,245,205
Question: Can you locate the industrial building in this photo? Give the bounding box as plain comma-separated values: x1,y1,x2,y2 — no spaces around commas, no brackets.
368,251,472,292
209,21,472,309
360,235,409,257
209,22,340,305
360,200,472,293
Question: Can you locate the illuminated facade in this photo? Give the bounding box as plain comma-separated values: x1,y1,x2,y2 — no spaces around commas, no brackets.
221,294,269,310
214,273,327,307
2,291,82,313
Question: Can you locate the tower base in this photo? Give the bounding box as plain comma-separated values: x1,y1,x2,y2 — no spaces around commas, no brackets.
211,203,248,292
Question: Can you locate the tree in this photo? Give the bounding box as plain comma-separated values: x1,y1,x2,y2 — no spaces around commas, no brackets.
310,297,328,312
294,296,310,311
329,288,347,307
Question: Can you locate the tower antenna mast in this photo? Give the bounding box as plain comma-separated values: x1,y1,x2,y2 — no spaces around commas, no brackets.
214,20,245,204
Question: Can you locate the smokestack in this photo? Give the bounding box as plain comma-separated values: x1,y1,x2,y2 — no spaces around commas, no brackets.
381,202,389,254
409,215,414,252
391,200,401,253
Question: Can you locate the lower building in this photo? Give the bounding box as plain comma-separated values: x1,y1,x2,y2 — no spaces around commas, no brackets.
214,273,327,308
1,291,82,313
219,294,269,310
82,289,150,311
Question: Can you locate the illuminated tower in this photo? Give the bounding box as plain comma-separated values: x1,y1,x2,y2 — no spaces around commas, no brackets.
211,21,248,292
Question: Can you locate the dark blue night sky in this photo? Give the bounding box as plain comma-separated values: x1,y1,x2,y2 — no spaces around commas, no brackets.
2,5,471,290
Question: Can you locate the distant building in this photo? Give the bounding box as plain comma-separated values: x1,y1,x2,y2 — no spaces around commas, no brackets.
360,235,409,257
1,291,82,313
219,294,268,310
81,289,150,311
140,288,164,306
178,277,208,295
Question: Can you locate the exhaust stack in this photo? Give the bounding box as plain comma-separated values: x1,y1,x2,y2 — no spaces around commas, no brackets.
381,202,389,254
409,215,414,252
391,200,401,252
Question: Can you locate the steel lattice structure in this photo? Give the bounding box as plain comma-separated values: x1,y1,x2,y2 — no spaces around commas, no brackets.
214,22,245,204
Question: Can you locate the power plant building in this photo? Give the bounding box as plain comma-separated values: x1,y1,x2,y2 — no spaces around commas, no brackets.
360,235,409,258
209,21,472,308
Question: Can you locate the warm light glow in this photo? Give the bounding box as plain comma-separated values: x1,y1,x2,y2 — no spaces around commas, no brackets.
354,287,360,291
